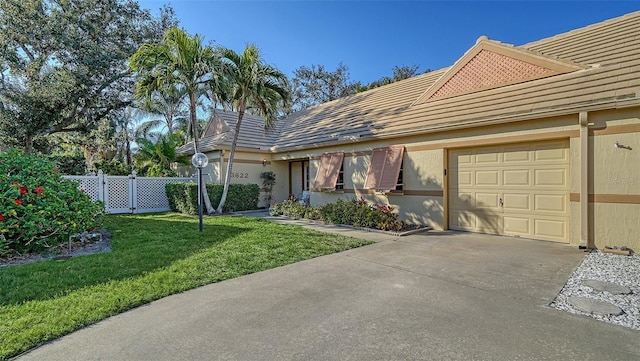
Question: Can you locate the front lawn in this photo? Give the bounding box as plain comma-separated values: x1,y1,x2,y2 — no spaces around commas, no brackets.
0,213,373,360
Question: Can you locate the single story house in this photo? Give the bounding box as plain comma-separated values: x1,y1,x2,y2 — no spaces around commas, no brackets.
179,11,640,251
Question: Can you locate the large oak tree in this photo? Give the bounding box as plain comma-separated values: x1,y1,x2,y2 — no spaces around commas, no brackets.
0,0,174,153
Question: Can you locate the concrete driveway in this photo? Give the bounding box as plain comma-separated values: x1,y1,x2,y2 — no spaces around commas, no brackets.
17,229,640,361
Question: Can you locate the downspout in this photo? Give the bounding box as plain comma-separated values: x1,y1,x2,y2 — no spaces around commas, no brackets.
579,111,590,249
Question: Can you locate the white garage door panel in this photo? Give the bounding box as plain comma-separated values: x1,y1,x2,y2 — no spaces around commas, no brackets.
476,171,500,186
476,192,500,208
503,169,530,186
504,216,530,234
534,168,567,187
503,146,530,162
449,139,570,243
534,194,567,213
534,219,567,239
503,193,530,210
450,209,475,229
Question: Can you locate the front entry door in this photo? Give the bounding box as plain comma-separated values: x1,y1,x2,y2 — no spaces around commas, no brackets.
289,160,309,198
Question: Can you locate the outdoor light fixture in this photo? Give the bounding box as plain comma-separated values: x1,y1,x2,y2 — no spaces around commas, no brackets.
262,159,267,166
191,153,209,232
614,141,632,150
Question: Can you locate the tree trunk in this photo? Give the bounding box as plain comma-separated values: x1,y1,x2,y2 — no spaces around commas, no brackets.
190,91,215,214
125,137,132,166
25,134,33,154
216,102,245,213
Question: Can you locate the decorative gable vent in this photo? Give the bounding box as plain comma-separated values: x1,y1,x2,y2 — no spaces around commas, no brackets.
412,37,584,106
202,113,231,137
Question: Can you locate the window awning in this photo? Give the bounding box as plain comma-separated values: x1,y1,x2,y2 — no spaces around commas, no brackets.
313,152,344,189
364,146,405,190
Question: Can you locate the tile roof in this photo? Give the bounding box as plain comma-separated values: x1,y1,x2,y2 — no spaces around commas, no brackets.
178,109,282,154
186,11,640,155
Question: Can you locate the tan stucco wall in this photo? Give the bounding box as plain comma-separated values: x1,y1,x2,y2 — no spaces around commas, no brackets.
295,144,447,229
176,150,272,208
220,151,275,208
270,160,290,206
193,106,640,250
567,108,640,250
174,150,222,184
283,115,578,231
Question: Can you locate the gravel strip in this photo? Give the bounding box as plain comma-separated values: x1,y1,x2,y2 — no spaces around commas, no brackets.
551,250,640,330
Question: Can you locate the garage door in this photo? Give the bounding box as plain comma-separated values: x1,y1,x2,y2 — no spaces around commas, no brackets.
448,139,570,242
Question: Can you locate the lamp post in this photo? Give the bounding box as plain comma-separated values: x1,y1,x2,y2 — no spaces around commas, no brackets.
191,153,209,232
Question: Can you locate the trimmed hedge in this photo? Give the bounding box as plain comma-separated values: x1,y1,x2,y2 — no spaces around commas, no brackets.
166,183,260,214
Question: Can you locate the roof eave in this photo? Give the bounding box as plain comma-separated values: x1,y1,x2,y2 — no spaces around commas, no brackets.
271,95,640,154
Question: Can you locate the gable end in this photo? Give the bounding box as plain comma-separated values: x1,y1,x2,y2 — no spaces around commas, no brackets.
412,38,585,106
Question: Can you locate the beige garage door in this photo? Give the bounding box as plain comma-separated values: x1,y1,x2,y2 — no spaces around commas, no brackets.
448,139,570,242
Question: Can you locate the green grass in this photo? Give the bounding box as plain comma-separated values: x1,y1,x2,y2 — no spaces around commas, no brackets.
0,213,373,360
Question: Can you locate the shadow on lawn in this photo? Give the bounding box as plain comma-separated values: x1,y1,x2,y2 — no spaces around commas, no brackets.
0,214,249,306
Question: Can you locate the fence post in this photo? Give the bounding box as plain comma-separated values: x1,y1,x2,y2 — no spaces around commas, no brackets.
97,170,105,202
130,171,137,214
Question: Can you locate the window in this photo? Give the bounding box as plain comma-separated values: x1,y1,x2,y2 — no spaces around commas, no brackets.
364,146,405,191
395,160,404,192
305,163,310,190
335,163,344,191
313,152,345,190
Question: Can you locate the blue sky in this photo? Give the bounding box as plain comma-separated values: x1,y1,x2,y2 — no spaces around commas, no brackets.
138,1,640,84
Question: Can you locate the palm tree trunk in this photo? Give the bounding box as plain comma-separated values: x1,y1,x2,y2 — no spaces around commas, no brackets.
216,103,245,213
190,91,215,214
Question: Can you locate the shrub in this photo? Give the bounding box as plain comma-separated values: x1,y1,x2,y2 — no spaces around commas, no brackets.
0,149,105,256
166,183,260,215
271,197,403,232
269,199,308,219
92,160,130,176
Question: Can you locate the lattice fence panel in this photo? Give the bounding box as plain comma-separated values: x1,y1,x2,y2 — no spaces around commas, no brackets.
64,173,195,214
106,176,132,213
63,176,101,202
135,177,193,213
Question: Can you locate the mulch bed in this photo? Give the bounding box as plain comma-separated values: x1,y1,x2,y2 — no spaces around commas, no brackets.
0,230,112,268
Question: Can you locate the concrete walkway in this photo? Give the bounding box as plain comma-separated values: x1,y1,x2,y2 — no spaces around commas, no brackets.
17,216,640,361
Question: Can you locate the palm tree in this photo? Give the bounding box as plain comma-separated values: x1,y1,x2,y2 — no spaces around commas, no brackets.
216,44,290,213
135,133,189,176
174,115,208,145
130,27,224,213
138,84,189,137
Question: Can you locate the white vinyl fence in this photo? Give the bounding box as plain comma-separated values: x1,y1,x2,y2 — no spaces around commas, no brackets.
64,170,193,214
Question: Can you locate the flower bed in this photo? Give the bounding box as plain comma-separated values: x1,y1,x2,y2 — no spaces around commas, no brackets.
269,197,431,235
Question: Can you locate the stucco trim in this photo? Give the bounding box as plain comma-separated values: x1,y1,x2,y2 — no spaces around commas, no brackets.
570,193,640,204
406,130,577,152
590,123,640,136
403,190,444,197
222,158,271,165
